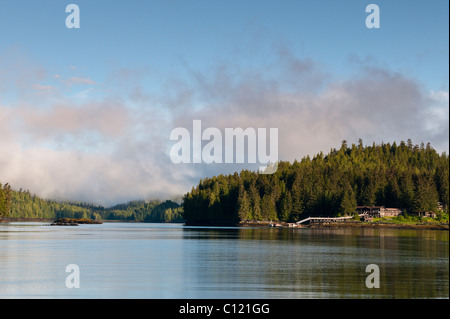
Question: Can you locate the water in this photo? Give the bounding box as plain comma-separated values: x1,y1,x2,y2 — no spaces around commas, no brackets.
0,222,448,299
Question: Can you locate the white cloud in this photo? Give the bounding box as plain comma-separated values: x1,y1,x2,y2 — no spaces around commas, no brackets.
0,50,448,206
430,90,449,103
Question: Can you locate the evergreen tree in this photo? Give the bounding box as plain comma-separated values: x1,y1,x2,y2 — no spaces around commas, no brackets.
339,186,357,216
261,194,277,221
290,180,304,221
278,191,292,221
399,171,415,212
237,183,251,221
413,174,439,213
249,182,262,220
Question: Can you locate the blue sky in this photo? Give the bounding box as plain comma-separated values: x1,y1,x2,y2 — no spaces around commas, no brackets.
0,0,448,205
1,1,448,91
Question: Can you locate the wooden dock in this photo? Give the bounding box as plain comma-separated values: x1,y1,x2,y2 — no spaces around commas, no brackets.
296,216,355,225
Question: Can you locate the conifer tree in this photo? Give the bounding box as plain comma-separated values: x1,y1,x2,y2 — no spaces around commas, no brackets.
413,174,439,213
249,183,261,220
339,186,357,216
237,183,251,221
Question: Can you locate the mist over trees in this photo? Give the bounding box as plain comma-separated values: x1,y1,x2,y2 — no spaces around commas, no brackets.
183,140,449,225
0,186,183,223
2,140,448,226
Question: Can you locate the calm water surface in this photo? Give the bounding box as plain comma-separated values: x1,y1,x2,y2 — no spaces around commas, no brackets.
0,222,448,298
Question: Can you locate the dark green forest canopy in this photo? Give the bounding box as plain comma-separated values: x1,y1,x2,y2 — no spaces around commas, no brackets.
183,140,449,225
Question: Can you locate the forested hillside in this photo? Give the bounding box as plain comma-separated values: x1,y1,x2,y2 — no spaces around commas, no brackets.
183,140,449,225
2,140,448,226
0,186,183,223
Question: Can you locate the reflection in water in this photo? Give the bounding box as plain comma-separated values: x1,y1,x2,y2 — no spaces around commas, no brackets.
181,227,449,298
0,223,448,298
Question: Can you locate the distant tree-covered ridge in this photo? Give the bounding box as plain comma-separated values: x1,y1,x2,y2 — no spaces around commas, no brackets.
183,140,449,226
0,186,183,223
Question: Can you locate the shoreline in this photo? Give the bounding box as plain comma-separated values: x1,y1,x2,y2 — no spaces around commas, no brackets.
0,218,54,223
238,220,449,231
0,218,172,223
1,218,448,231
306,221,449,231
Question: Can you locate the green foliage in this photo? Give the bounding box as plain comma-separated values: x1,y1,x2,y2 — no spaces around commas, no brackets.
413,174,439,213
0,183,13,219
8,188,95,220
436,211,449,223
183,140,449,225
237,183,252,221
1,186,183,223
340,186,357,216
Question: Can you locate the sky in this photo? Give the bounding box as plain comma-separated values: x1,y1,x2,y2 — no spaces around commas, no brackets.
0,0,448,206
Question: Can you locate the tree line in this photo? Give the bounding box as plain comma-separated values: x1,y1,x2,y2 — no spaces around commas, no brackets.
0,183,12,219
183,140,449,225
0,186,183,223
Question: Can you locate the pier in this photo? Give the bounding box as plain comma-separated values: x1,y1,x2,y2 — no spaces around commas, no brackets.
296,215,366,225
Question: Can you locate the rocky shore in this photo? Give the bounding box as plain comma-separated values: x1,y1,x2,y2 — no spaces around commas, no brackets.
50,218,103,226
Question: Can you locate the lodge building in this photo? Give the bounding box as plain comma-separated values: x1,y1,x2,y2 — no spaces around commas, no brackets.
355,206,402,218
